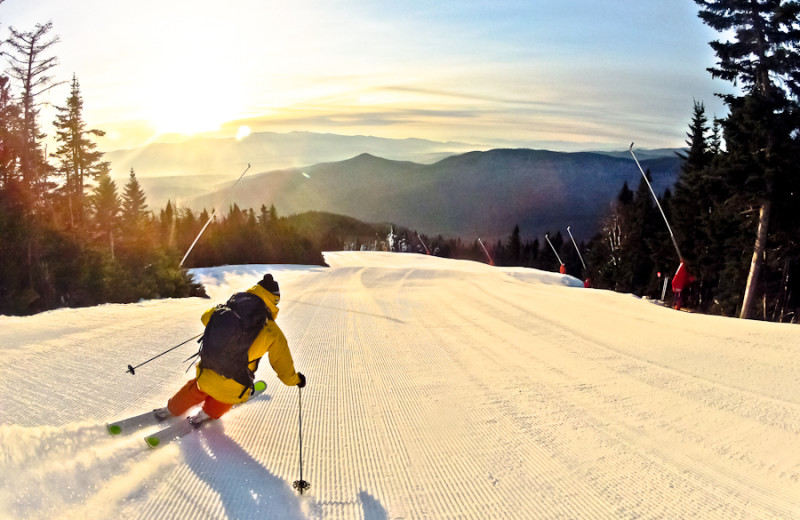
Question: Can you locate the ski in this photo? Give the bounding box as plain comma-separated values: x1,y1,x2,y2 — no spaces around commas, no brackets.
107,409,174,436
143,415,199,448
144,380,267,449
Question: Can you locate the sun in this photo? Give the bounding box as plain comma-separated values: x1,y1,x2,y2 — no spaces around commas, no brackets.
149,94,234,137
145,72,244,138
235,125,252,140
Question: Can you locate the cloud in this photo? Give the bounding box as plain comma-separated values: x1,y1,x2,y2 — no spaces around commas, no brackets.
8,0,732,153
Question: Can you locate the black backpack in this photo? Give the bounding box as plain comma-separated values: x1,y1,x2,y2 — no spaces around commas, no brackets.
197,292,270,394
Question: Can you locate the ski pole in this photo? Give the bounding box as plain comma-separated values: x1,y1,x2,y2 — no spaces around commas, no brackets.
629,143,682,261
293,386,311,494
126,333,203,375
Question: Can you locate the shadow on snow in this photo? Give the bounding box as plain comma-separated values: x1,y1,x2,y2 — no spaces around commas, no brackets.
182,420,306,519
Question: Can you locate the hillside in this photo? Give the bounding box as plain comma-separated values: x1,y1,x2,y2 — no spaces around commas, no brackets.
2,252,799,519
284,211,396,250
191,149,680,241
105,131,482,181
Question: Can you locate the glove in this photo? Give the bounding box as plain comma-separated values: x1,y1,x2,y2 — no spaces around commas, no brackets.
297,372,306,388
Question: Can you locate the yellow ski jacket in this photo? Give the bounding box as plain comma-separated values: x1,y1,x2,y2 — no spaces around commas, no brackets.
195,283,301,404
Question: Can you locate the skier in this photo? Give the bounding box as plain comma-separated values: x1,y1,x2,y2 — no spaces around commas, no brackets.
156,273,306,425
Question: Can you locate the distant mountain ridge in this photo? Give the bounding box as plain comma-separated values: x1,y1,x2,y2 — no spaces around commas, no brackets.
105,130,485,180
592,148,681,160
190,148,681,242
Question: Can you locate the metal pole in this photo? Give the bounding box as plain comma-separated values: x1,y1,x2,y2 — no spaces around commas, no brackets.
477,238,494,265
180,163,251,266
416,232,430,255
566,226,587,270
629,143,682,260
544,233,563,265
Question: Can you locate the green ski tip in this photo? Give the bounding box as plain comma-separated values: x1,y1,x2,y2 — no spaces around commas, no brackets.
254,380,267,392
108,424,122,435
146,436,160,448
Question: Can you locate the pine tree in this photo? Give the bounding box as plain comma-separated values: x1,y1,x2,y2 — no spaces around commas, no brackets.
121,168,148,227
709,118,722,155
4,22,61,203
51,74,109,227
508,225,522,265
694,0,800,318
0,76,24,189
2,23,62,313
90,169,120,258
672,101,712,268
696,1,800,101
258,204,270,225
630,172,660,295
617,181,634,206
676,100,710,172
159,200,176,248
118,167,152,256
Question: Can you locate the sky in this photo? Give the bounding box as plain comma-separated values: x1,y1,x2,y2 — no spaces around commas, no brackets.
1,0,733,153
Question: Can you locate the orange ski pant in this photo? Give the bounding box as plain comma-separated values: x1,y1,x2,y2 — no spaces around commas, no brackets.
167,378,233,419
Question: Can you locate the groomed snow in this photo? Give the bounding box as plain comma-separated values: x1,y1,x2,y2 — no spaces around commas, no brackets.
1,251,799,519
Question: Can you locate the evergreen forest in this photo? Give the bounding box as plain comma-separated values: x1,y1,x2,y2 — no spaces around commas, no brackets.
1,2,800,323
586,1,800,322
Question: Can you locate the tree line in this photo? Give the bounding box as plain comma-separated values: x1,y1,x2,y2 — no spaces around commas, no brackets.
487,2,800,322
3,2,800,323
0,21,202,315
676,0,800,321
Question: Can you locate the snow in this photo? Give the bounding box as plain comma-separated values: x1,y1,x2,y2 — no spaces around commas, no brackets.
1,251,799,519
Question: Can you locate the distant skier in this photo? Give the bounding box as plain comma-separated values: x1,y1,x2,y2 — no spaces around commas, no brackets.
155,274,306,425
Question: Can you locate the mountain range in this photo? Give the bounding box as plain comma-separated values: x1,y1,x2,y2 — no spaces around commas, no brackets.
104,132,681,242
105,131,483,180
189,148,681,242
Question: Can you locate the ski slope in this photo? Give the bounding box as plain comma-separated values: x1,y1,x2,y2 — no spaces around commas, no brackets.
1,251,799,519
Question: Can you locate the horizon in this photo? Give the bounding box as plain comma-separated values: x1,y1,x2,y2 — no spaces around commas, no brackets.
3,1,733,156
105,128,685,157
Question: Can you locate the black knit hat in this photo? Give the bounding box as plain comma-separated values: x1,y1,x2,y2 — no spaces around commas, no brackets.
258,274,280,296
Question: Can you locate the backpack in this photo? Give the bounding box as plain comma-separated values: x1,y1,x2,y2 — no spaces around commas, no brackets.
197,292,270,394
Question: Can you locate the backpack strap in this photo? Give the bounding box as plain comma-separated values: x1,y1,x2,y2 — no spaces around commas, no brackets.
237,355,264,398
182,334,205,370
